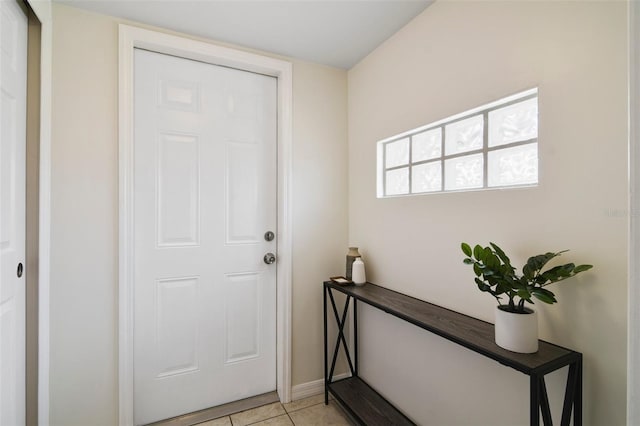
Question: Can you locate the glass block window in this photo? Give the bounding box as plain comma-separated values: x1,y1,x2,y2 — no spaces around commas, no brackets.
377,88,538,197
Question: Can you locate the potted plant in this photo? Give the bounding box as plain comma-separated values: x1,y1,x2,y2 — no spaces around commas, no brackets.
461,242,593,353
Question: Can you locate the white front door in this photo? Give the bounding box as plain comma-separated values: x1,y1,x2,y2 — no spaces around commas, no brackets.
0,1,28,425
133,49,277,425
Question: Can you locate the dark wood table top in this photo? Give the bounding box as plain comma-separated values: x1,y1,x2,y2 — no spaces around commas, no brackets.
325,281,580,375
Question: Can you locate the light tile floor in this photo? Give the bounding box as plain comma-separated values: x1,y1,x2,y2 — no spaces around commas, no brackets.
195,395,354,426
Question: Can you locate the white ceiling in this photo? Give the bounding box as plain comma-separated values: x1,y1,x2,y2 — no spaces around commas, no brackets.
54,0,432,69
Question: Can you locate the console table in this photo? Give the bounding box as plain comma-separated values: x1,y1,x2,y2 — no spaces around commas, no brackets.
323,281,582,426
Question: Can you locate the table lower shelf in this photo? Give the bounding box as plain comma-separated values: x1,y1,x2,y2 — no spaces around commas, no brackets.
327,377,415,426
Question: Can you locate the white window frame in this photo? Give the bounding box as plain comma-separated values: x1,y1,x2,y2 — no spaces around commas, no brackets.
377,88,538,198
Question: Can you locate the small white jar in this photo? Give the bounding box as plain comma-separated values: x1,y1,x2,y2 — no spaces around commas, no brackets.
352,257,366,286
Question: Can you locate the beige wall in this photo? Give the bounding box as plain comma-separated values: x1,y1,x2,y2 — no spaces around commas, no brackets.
50,4,347,425
348,1,628,425
50,1,630,424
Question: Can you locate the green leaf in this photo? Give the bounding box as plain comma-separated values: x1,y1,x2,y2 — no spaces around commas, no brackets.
561,263,575,275
509,276,520,285
532,288,557,304
540,265,564,281
490,242,511,266
527,252,562,272
473,263,482,277
542,264,577,283
486,251,503,271
475,278,491,292
573,264,593,273
534,275,548,285
495,281,512,294
463,258,475,265
511,278,526,290
517,289,531,300
473,244,484,261
523,263,534,280
461,243,472,257
526,254,547,271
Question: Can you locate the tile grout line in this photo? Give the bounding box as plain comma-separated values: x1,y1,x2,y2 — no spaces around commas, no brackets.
286,400,333,425
242,400,326,425
283,401,294,425
242,402,286,426
199,397,338,426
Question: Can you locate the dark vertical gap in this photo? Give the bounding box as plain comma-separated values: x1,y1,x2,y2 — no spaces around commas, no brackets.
24,3,41,425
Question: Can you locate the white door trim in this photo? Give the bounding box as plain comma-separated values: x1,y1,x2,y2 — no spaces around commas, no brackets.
118,25,293,425
629,1,639,424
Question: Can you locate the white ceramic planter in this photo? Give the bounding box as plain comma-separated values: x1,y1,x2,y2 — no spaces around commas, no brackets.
494,306,539,353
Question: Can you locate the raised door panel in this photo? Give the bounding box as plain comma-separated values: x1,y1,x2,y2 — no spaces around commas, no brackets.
157,132,200,247
159,79,200,112
0,90,16,253
224,273,260,364
225,141,259,244
155,277,200,378
0,299,18,424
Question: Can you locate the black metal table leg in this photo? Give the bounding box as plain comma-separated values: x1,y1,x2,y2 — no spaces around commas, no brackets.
575,355,583,426
324,285,328,405
540,377,552,425
531,374,540,426
560,361,577,426
560,354,584,426
354,299,358,377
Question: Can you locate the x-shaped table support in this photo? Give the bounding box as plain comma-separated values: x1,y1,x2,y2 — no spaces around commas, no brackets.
531,356,582,426
324,287,358,404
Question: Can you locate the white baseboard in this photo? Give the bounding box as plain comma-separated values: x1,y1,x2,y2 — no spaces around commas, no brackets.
290,373,351,401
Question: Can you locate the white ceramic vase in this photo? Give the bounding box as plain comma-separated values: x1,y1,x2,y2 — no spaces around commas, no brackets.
494,306,538,353
352,257,366,286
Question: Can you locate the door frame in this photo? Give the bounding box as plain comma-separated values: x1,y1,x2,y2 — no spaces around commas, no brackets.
117,24,293,425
